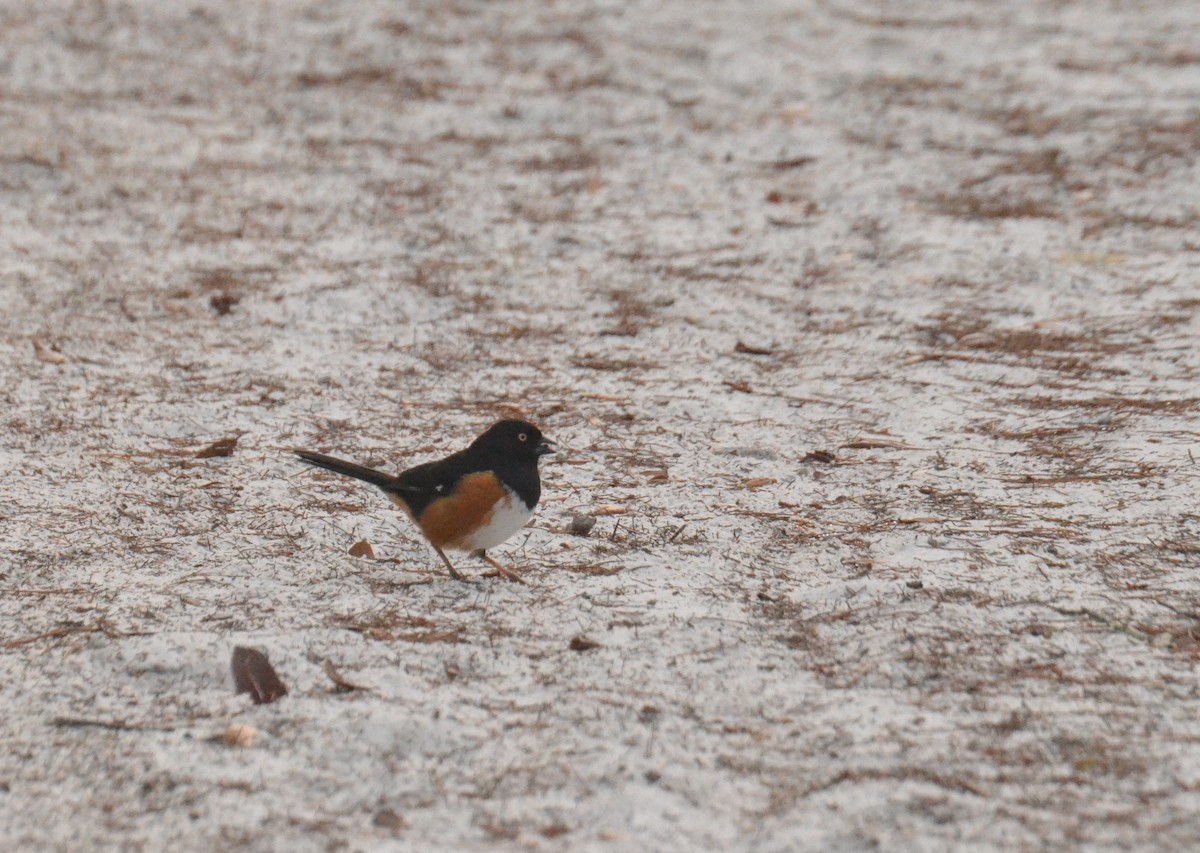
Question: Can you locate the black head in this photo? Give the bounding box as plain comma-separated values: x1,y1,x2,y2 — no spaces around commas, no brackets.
469,419,554,462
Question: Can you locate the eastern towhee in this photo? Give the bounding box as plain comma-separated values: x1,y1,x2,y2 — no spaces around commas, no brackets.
295,419,553,583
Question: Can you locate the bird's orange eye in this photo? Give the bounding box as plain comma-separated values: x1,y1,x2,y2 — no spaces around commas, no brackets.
518,433,528,442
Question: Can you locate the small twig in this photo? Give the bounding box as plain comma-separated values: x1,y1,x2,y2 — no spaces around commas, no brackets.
3,624,99,649
323,659,370,693
800,767,987,798
1151,598,1200,621
1048,605,1132,633
7,588,88,597
734,341,774,356
49,717,173,732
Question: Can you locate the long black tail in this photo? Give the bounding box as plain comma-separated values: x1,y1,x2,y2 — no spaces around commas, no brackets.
294,450,394,488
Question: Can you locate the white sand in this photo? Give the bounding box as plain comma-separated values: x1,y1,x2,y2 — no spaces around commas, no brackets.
3,1,1200,849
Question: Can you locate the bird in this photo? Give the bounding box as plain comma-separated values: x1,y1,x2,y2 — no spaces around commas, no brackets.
294,419,554,583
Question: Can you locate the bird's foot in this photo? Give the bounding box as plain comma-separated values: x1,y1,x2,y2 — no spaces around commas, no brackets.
477,551,530,585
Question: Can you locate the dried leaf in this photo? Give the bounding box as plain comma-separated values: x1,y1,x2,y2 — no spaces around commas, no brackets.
323,659,367,693
744,477,776,489
349,540,375,559
231,646,288,705
644,468,670,484
209,291,241,316
593,505,627,516
723,380,753,393
569,635,601,652
801,450,836,464
221,723,258,748
196,436,238,458
32,339,66,364
373,809,407,831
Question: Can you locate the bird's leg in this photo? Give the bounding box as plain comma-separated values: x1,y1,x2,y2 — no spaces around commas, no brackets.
433,546,475,583
475,550,529,585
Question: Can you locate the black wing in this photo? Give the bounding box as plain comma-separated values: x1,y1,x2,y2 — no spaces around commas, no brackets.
380,452,467,517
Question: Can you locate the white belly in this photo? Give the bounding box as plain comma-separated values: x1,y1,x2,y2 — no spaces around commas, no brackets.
455,489,534,551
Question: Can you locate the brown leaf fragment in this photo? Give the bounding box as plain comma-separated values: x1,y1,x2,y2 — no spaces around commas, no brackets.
644,468,670,484
723,380,754,393
734,341,773,356
599,318,641,337
744,477,776,489
768,156,816,171
195,436,238,458
323,659,368,693
802,450,836,464
593,505,627,516
541,824,571,839
221,723,258,748
569,635,601,652
231,646,288,705
209,291,240,316
349,540,375,559
483,822,520,841
32,339,66,364
373,809,407,831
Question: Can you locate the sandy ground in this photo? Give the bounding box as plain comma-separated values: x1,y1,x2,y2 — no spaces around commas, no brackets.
2,0,1200,850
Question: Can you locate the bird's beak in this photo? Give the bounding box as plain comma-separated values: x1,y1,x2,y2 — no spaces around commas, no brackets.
536,438,556,456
